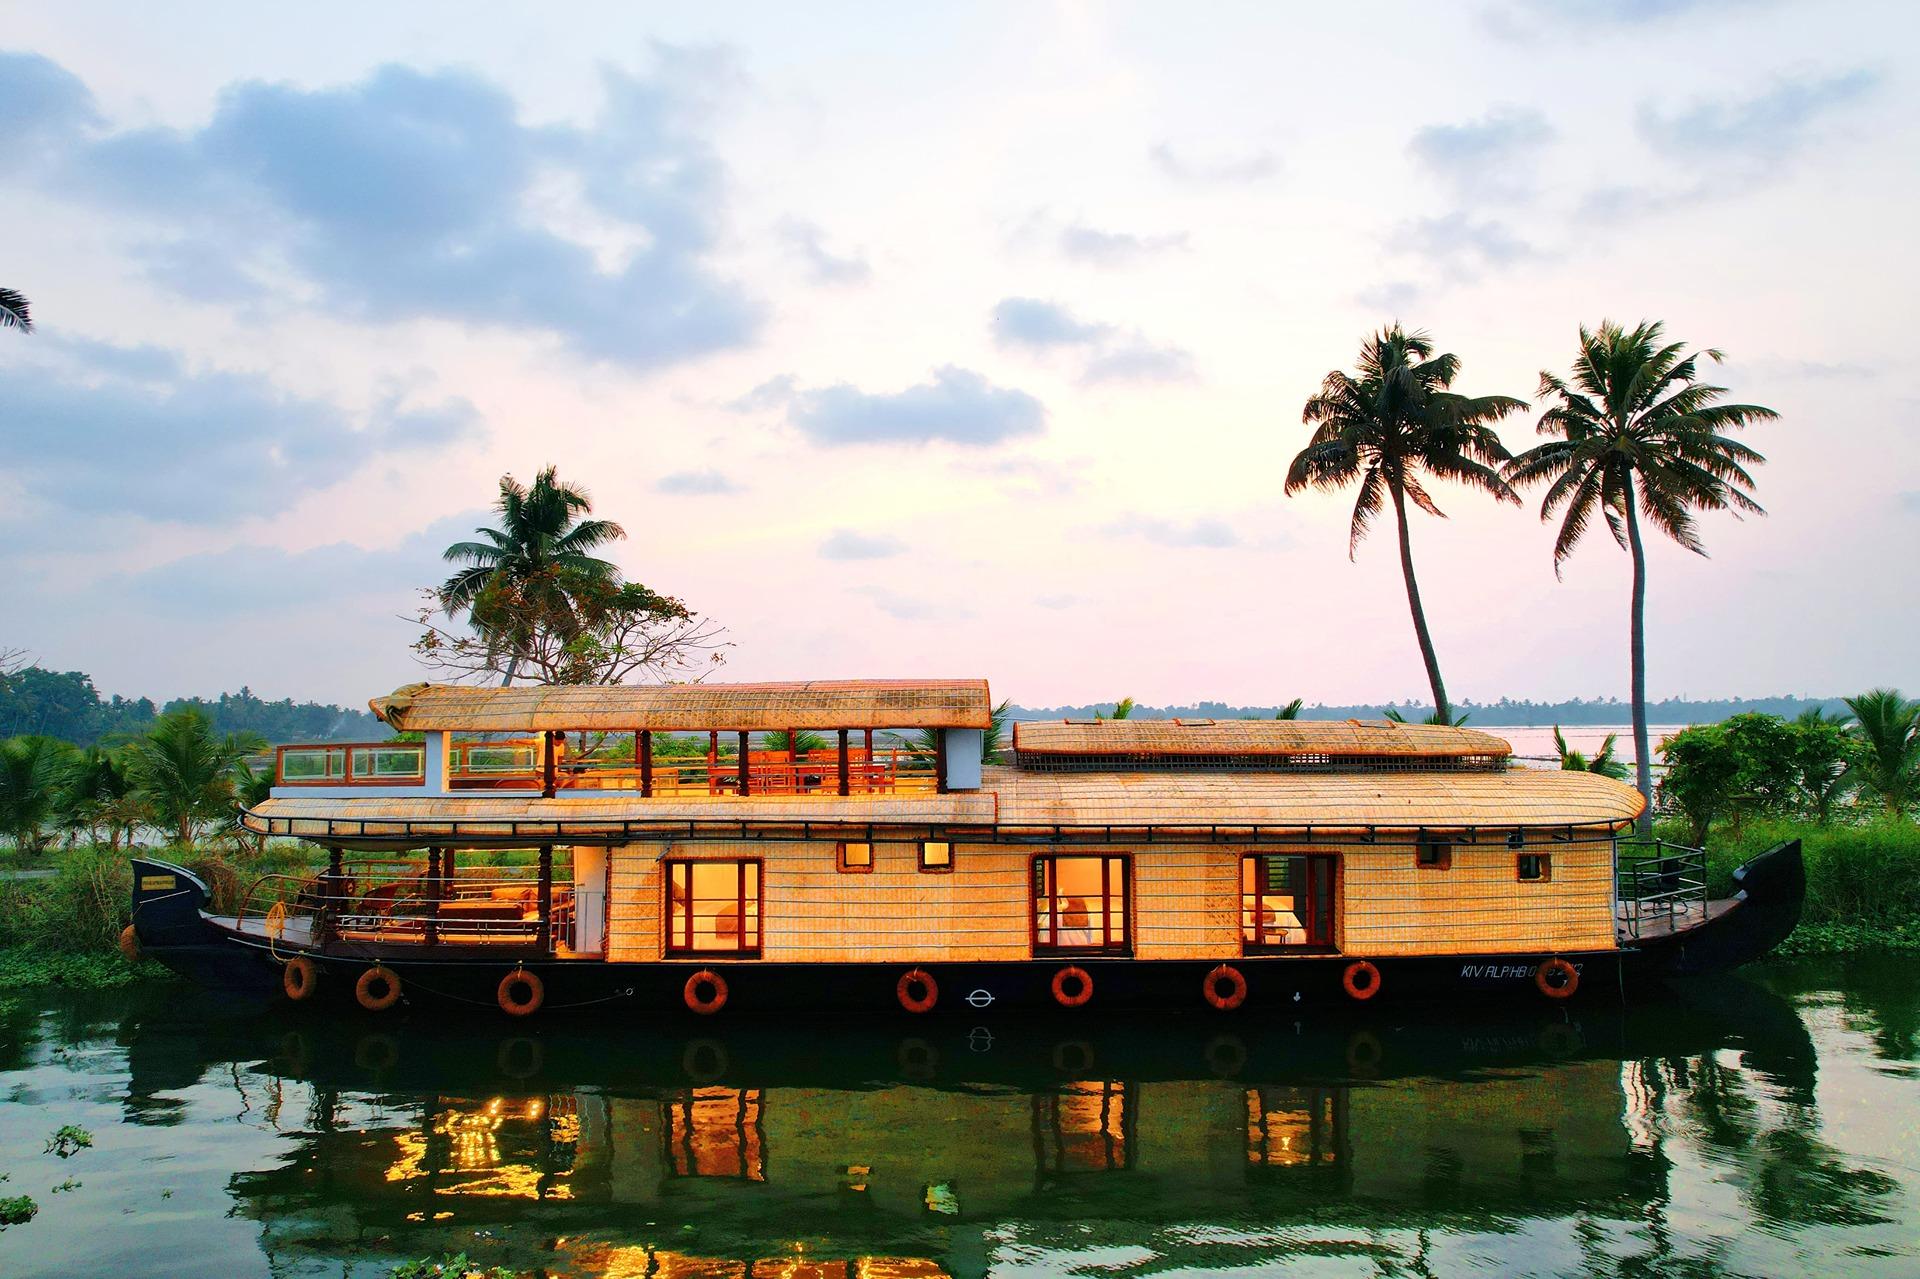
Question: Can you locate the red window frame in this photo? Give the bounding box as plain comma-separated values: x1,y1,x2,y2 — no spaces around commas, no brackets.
1031,854,1131,955
1241,853,1338,952
663,858,762,956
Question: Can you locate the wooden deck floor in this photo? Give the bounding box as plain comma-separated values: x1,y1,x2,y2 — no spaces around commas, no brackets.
1618,898,1732,943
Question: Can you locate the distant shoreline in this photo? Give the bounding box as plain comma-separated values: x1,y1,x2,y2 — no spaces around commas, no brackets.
1007,696,1851,728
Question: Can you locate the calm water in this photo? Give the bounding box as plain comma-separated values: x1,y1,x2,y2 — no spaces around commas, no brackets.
0,960,1916,1278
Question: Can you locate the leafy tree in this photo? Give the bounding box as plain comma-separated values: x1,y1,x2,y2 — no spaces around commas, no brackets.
122,710,265,846
1844,688,1920,818
1286,325,1525,726
1506,321,1776,833
1553,725,1630,780
1789,705,1857,824
1656,714,1799,844
0,736,74,853
0,288,29,332
437,467,626,685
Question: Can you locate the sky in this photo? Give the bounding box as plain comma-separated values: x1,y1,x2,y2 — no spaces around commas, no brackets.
1,0,1915,711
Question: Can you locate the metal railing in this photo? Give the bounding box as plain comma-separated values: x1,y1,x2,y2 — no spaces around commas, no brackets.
1615,839,1708,939
237,861,581,951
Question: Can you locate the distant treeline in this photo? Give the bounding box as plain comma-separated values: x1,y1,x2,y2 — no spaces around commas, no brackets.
0,667,389,746
1009,696,1854,727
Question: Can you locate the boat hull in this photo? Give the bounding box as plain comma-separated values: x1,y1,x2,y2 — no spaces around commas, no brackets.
130,841,1805,1017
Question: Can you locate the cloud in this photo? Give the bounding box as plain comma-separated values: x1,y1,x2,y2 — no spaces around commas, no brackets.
1150,141,1280,184
0,336,480,523
991,297,1112,348
0,50,98,162
1357,281,1425,312
991,297,1195,385
819,529,904,560
1506,0,1771,26
779,218,872,286
1105,514,1242,549
108,511,486,616
852,585,970,621
1896,492,1920,515
788,366,1045,447
726,373,799,413
1637,70,1878,164
655,469,740,495
1057,221,1189,266
1409,106,1553,196
1390,213,1541,271
25,51,759,369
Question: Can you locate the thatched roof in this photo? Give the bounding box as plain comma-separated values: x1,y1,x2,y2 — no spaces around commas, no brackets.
250,761,1641,844
989,766,1642,832
370,680,993,733
1013,718,1512,760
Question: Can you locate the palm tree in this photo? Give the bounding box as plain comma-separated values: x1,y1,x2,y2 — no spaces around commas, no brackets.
62,744,146,850
1095,697,1136,721
1553,725,1630,780
1791,704,1857,824
1383,706,1471,726
1505,321,1776,831
911,698,1013,766
1286,326,1525,725
440,467,626,685
1843,689,1919,818
122,710,265,846
0,735,73,853
1274,698,1304,720
0,288,30,332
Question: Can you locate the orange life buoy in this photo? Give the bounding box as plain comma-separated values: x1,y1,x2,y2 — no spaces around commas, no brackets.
282,956,318,1002
1203,963,1248,1011
354,965,402,1012
684,969,728,1015
118,925,141,963
1535,957,1579,999
896,967,938,1014
1341,959,1382,1001
498,968,544,1017
1050,965,1094,1008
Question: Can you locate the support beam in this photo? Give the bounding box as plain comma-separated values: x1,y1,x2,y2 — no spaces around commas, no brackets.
935,729,950,794
542,730,560,798
837,728,850,797
737,731,751,796
425,847,441,946
639,730,653,798
537,843,554,956
864,728,875,793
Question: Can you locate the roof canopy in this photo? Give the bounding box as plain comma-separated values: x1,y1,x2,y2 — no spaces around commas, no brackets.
1013,718,1512,760
370,679,993,733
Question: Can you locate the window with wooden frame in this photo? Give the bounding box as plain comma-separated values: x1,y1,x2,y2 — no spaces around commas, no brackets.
918,841,953,873
1242,854,1337,951
1032,854,1130,955
836,842,873,873
1516,852,1552,882
1414,838,1453,870
664,859,761,955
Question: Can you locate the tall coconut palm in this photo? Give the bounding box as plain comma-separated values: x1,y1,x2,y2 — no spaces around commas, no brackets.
122,709,265,847
0,288,30,332
440,467,626,685
1843,688,1919,818
0,735,73,853
1286,326,1525,725
1505,321,1776,830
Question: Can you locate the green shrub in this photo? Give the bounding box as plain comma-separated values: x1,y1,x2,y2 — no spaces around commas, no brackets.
1676,816,1920,952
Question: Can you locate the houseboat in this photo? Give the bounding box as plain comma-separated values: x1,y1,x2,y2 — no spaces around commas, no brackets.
126,679,1803,1016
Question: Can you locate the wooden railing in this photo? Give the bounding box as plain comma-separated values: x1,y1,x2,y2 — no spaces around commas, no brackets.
273,738,939,796
238,859,587,951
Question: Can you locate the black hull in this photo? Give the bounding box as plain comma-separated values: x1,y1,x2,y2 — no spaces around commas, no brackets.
130,841,1806,1018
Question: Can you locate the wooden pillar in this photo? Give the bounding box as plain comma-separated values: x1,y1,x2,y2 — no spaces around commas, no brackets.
322,846,344,944
837,729,850,797
538,843,553,956
864,728,875,793
542,730,559,798
708,731,718,793
425,848,441,946
639,730,653,798
737,731,751,796
935,729,949,795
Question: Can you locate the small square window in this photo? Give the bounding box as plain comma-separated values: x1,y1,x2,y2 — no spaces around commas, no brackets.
1415,840,1452,870
837,842,873,873
919,841,953,873
1517,853,1551,882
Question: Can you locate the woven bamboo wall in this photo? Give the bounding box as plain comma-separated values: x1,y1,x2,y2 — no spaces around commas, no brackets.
604,834,1617,964
1338,837,1617,955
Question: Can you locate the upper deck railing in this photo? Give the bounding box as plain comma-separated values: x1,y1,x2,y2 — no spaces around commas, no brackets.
273,738,940,797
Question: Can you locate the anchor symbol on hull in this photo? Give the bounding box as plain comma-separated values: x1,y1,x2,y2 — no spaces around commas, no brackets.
965,989,995,1008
